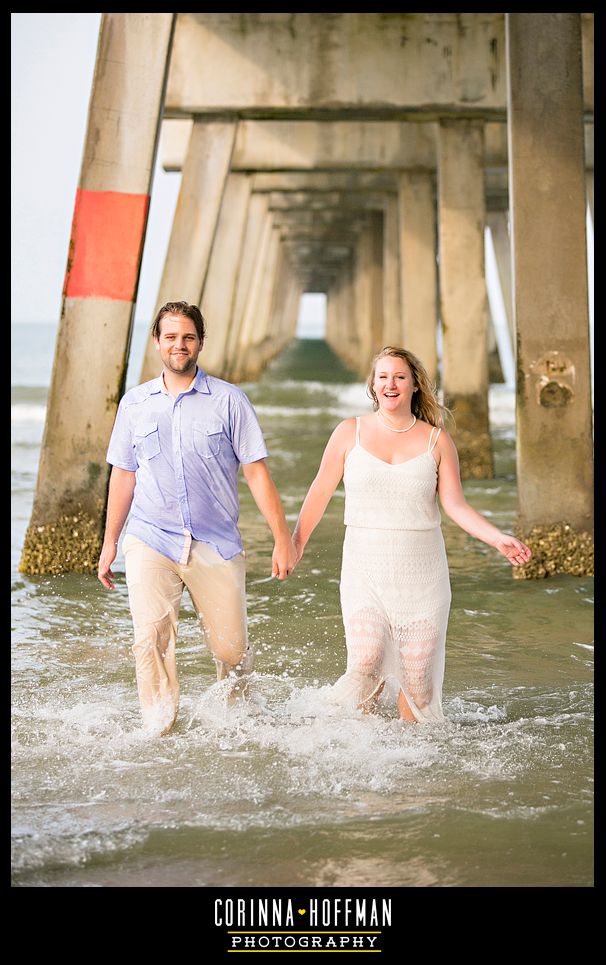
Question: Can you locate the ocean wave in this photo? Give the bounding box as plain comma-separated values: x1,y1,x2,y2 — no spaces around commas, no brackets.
10,384,514,428
11,404,47,424
255,405,356,419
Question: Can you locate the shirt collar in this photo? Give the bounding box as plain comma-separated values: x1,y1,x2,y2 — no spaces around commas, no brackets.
152,367,212,397
192,368,211,394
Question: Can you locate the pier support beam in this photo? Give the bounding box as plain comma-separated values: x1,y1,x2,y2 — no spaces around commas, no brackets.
381,196,402,346
230,213,274,383
327,264,357,371
198,173,251,378
354,217,384,376
248,225,283,376
506,13,593,577
224,192,269,380
438,119,493,479
19,13,175,575
397,171,438,383
139,119,237,382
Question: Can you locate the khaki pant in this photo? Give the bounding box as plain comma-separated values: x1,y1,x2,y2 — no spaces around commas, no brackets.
123,534,252,734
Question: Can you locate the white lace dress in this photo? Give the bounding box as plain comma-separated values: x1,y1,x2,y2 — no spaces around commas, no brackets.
333,418,451,722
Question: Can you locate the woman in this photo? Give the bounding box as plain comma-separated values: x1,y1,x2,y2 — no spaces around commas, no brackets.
292,346,532,723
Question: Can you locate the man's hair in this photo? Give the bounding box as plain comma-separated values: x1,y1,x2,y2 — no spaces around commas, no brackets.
151,301,206,341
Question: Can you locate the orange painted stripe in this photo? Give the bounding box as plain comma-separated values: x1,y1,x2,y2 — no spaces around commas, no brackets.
63,188,150,301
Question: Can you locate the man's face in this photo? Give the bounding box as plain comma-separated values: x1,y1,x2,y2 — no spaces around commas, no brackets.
154,313,202,376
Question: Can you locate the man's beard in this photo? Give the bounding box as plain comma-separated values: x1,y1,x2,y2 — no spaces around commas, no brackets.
167,354,196,373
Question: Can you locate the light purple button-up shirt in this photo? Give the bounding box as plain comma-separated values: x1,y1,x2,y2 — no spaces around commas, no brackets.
106,368,268,563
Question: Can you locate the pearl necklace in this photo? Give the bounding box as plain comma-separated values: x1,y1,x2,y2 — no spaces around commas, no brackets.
376,412,417,433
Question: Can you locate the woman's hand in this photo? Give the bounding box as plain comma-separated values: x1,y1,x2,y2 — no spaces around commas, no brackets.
291,532,305,570
494,534,532,567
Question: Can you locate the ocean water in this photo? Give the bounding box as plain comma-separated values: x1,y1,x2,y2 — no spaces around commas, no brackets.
11,324,593,887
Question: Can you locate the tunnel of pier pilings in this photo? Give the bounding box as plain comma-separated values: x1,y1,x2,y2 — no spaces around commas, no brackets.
19,13,593,578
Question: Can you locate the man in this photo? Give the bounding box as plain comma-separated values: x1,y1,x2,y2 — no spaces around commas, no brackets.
98,301,297,736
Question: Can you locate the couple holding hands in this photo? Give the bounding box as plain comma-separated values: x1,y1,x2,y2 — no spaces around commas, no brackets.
98,301,531,736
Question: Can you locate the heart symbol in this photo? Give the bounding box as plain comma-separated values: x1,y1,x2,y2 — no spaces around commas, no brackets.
298,909,306,915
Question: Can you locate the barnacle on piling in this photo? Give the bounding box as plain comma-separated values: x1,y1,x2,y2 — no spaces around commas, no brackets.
513,522,593,580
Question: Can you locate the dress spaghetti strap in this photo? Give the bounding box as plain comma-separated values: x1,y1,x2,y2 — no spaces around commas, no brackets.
355,416,361,445
428,426,442,453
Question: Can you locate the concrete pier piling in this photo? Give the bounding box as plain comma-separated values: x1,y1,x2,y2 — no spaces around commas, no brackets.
19,13,175,575
438,120,494,480
506,13,593,577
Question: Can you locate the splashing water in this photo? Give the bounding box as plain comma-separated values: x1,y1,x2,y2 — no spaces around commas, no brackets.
12,336,593,887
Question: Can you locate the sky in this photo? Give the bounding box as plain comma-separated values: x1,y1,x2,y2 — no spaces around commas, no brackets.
11,12,326,335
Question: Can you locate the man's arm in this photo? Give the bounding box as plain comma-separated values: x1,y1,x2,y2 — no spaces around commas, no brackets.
98,466,136,589
241,459,297,580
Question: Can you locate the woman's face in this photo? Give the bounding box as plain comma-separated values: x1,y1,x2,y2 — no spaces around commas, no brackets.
372,355,416,413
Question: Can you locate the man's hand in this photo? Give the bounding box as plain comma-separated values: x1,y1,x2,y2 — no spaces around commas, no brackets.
98,540,118,589
271,535,298,581
97,468,135,589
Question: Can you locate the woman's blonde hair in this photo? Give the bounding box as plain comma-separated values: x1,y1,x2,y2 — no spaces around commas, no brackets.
366,346,452,429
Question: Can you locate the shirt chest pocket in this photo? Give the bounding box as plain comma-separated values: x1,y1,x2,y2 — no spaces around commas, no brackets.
134,421,161,460
193,423,223,459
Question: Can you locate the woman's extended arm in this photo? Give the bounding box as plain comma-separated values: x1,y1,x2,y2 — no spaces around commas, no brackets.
435,432,532,567
292,420,354,564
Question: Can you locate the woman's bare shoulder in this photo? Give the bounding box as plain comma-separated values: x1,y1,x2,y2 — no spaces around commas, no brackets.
332,417,357,438
414,419,439,437
417,419,452,438
326,418,357,457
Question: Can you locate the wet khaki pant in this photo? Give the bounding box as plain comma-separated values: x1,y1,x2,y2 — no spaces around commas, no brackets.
123,534,252,734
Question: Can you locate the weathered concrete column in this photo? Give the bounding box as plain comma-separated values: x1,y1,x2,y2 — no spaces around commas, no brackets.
283,273,302,347
370,213,385,362
263,242,289,359
249,226,282,375
198,173,251,378
326,275,345,355
354,215,384,375
438,120,493,479
327,264,357,371
230,213,275,382
341,264,359,371
381,195,402,346
343,262,359,371
285,266,302,348
267,249,298,357
353,224,374,377
230,213,274,382
506,13,593,577
139,119,237,382
397,171,438,383
325,281,338,354
224,192,269,379
20,13,175,575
